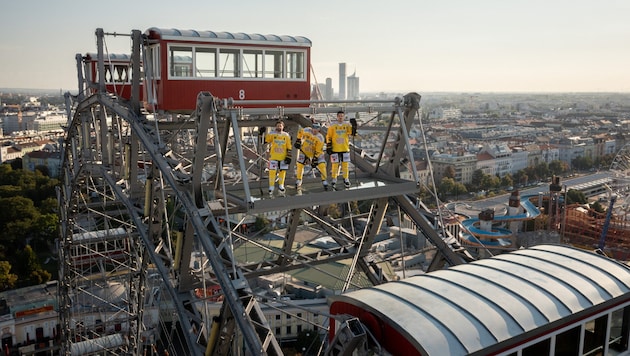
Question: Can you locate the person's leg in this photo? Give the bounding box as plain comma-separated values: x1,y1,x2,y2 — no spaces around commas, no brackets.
268,160,277,194
317,161,328,184
342,152,351,187
278,169,287,193
342,162,350,180
330,153,341,187
296,162,305,188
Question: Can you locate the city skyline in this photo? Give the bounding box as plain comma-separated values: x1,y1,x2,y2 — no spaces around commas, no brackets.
1,0,629,94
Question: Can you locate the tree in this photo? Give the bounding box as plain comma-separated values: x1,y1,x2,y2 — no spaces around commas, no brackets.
443,165,456,179
30,213,59,251
452,182,468,199
520,162,549,183
38,197,59,214
438,177,455,198
3,220,33,247
549,160,569,176
471,169,484,189
513,171,523,185
417,186,436,208
0,168,58,205
0,185,22,198
254,216,271,233
595,154,615,170
9,158,21,170
34,165,50,177
0,196,39,229
534,162,550,180
14,245,40,277
0,261,17,291
0,164,13,183
591,201,606,214
571,156,593,171
327,204,342,219
29,269,51,285
14,245,50,286
480,174,500,191
27,171,59,204
513,170,528,186
565,189,587,205
341,201,360,216
0,164,60,288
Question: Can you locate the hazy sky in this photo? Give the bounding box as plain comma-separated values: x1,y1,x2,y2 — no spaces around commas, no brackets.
1,0,629,93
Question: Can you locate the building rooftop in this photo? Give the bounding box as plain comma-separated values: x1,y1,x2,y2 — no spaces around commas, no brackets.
0,280,58,319
329,244,630,355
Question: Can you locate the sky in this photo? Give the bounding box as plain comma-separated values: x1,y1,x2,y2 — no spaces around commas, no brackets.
1,0,629,93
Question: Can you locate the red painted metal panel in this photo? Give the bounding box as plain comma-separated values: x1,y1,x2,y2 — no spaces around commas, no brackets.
329,301,423,355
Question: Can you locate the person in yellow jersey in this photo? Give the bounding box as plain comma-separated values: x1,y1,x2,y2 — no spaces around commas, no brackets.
294,120,329,191
263,120,292,196
326,110,357,189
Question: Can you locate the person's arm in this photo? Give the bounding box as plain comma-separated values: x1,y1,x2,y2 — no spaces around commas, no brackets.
314,137,324,157
284,135,292,163
326,125,333,153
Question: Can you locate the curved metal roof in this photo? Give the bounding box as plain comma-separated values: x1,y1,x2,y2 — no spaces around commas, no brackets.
145,27,311,47
329,244,630,355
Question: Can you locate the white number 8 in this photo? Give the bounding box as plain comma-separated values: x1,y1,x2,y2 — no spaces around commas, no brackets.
239,90,245,100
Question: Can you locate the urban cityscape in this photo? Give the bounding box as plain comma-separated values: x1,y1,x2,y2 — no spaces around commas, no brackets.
2,54,630,354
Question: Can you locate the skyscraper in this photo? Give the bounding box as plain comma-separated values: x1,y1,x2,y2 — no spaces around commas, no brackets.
325,78,333,100
316,83,326,100
338,63,346,100
347,71,360,100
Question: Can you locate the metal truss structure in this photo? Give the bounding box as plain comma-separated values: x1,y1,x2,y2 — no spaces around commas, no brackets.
58,29,474,355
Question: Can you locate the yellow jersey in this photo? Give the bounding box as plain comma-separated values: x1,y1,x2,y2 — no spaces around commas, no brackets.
296,127,325,158
325,122,353,152
265,130,291,161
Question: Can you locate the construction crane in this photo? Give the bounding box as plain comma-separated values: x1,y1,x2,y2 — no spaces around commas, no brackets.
598,184,617,252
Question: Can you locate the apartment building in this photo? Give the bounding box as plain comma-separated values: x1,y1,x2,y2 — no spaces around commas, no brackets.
431,152,477,184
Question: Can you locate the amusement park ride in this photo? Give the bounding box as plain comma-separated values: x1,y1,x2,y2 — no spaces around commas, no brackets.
59,27,630,356
58,27,476,355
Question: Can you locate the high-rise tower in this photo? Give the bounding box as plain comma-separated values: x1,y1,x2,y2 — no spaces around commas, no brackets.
347,71,360,100
339,63,346,100
325,77,333,100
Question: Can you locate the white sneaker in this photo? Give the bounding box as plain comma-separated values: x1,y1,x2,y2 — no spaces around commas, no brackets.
344,179,351,188
278,185,286,196
295,180,302,189
268,189,274,197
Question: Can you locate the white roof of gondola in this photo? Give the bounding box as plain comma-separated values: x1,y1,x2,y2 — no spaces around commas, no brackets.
328,244,630,355
145,27,311,47
72,227,127,242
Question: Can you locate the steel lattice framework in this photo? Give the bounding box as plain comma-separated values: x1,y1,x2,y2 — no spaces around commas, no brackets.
611,142,630,212
57,28,474,355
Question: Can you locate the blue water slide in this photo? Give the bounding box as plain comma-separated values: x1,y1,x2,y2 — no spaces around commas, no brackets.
460,195,542,246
